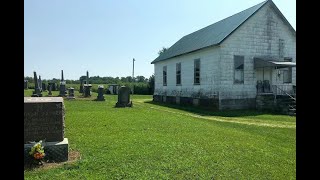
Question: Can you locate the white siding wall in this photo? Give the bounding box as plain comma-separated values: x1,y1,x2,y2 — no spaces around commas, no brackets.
219,2,296,99
153,2,296,101
154,46,220,98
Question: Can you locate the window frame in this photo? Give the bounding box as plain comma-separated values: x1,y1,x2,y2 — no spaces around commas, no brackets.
194,59,200,85
233,55,244,84
163,66,167,86
176,63,181,86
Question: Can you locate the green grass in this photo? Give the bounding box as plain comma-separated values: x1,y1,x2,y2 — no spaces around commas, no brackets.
24,90,296,179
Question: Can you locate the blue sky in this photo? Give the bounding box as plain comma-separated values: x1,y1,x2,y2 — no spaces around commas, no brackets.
24,0,296,80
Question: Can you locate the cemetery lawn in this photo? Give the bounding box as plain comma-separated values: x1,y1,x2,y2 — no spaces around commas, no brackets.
24,90,296,179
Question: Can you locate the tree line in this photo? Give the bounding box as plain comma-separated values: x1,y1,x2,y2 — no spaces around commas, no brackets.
25,47,168,94
24,75,155,95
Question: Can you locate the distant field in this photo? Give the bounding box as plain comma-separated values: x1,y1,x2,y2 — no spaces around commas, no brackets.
24,90,296,179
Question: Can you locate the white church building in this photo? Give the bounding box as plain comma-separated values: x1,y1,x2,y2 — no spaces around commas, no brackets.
151,0,296,112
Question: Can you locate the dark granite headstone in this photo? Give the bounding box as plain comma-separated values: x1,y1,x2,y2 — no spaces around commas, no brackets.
83,84,92,97
79,79,84,93
67,87,75,99
115,86,132,107
59,70,67,97
24,80,28,89
42,82,47,91
32,71,42,97
48,84,52,96
59,82,67,97
24,97,65,143
83,71,92,97
38,75,42,92
96,85,105,101
24,97,68,163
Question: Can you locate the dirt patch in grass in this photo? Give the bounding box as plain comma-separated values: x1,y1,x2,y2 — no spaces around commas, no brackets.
24,150,81,171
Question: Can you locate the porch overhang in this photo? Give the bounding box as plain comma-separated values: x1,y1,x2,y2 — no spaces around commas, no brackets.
254,56,296,69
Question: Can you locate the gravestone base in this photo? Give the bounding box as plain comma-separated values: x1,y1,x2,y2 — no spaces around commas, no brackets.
96,86,105,101
115,101,132,107
96,96,105,101
66,96,75,100
31,93,42,97
84,88,91,97
24,138,69,163
59,84,67,97
115,86,132,107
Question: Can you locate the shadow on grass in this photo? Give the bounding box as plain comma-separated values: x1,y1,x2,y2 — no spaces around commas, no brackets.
145,100,282,118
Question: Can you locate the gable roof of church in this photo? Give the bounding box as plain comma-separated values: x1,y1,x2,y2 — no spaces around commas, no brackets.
151,0,295,64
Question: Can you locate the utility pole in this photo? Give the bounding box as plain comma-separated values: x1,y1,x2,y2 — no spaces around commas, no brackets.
132,58,135,95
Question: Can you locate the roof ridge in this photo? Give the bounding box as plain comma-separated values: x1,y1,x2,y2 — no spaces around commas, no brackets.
183,0,268,39
151,0,273,64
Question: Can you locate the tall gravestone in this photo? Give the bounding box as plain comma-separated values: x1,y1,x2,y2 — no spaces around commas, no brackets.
24,97,68,163
79,79,84,93
96,85,105,101
48,84,52,96
67,87,75,99
42,82,47,91
115,86,132,107
59,82,67,97
38,75,42,92
31,71,42,97
24,80,28,89
83,71,92,97
59,70,67,97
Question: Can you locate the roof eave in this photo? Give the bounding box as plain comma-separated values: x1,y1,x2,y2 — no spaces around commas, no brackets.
268,0,296,36
151,44,220,64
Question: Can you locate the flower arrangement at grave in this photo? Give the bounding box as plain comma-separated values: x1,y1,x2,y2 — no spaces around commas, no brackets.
29,140,45,165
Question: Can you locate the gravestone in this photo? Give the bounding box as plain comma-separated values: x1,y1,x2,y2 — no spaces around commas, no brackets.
24,97,68,163
67,87,75,99
48,84,52,96
96,85,105,101
108,84,119,95
48,82,57,91
53,83,57,91
83,84,92,97
38,75,42,92
59,81,67,97
79,79,84,93
59,70,67,97
24,80,28,89
115,86,132,107
42,82,47,91
31,71,42,97
83,71,92,97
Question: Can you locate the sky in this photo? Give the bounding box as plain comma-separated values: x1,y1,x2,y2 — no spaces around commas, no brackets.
24,0,296,80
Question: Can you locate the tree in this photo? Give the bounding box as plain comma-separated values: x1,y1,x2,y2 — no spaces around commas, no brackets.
136,75,146,83
79,76,86,81
148,74,155,94
24,76,34,83
158,47,168,55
